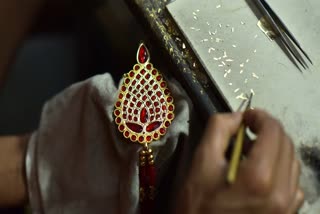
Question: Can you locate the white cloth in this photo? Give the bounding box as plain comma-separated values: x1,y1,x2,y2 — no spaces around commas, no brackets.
25,73,190,214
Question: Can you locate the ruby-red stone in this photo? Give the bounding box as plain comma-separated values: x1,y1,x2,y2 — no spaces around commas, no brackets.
124,131,130,137
124,100,128,105
125,78,130,84
154,133,159,138
156,114,160,119
146,74,151,79
137,101,142,107
156,91,162,97
140,108,148,123
162,105,166,110
132,80,136,85
153,85,158,90
152,69,157,75
128,115,132,120
137,85,141,89
119,124,125,131
148,91,152,96
160,128,166,134
129,71,134,77
128,108,132,113
156,75,162,81
121,86,126,91
146,136,152,141
142,95,147,101
146,64,152,70
133,97,137,102
119,93,123,99
126,122,143,133
141,69,146,74
145,85,149,90
137,74,141,79
114,110,120,116
160,98,165,103
150,116,155,121
135,65,140,71
139,136,144,142
168,113,173,120
116,101,121,107
154,102,159,107
141,89,145,94
160,82,166,88
165,121,170,127
141,79,146,85
155,108,160,113
134,109,138,114
146,121,162,132
167,96,173,102
150,80,154,85
169,105,174,111
137,94,141,98
164,89,170,95
146,101,151,107
131,135,137,141
162,113,166,117
126,94,131,99
123,107,127,111
149,109,154,114
116,117,121,124
123,114,127,119
134,117,138,122
151,95,156,101
138,44,149,64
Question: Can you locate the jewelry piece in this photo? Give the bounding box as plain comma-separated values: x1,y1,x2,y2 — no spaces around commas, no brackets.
114,43,175,213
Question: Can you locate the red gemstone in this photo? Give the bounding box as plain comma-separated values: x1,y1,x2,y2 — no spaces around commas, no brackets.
150,80,155,85
125,78,130,84
146,165,156,185
133,97,137,102
146,121,162,132
167,96,173,102
139,136,144,142
135,65,140,70
165,121,170,127
140,108,148,123
154,102,159,107
160,128,166,134
134,117,138,122
119,93,123,99
141,89,145,94
134,109,138,114
123,114,127,119
153,85,158,90
137,94,141,98
131,135,137,141
156,75,162,81
116,101,121,107
129,71,134,77
154,133,159,138
162,105,166,110
136,74,141,79
160,98,165,103
138,44,149,64
146,64,152,70
126,122,143,133
150,109,154,114
128,108,132,113
121,86,126,91
151,95,156,101
116,117,121,124
119,124,125,131
169,105,174,111
126,93,131,99
124,131,130,137
145,85,149,90
155,108,160,113
167,113,173,120
156,91,162,97
132,80,136,85
141,69,146,74
141,79,146,85
128,115,132,120
148,91,153,96
124,100,128,105
137,102,142,107
164,89,170,95
142,95,147,101
146,101,151,107
152,69,157,75
150,116,155,121
146,74,151,79
137,85,141,90
156,114,160,119
146,136,152,142
160,82,166,88
114,110,120,116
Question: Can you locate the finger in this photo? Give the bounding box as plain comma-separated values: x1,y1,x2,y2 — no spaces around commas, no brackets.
241,109,283,195
201,112,243,160
287,159,301,213
288,189,304,214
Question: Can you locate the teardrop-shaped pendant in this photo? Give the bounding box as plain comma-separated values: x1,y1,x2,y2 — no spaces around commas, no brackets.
114,43,175,211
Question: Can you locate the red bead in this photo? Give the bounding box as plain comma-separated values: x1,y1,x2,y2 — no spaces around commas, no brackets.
126,93,131,99
156,114,160,119
134,117,138,122
114,110,120,116
129,71,134,77
124,100,128,105
160,128,166,134
121,86,126,91
160,82,166,88
145,85,149,90
138,44,149,64
151,96,156,101
137,74,141,79
146,121,162,132
123,114,127,119
168,105,174,111
153,133,159,138
152,69,157,75
149,109,154,114
139,165,147,186
150,80,154,85
153,85,158,90
148,91,152,96
141,89,145,94
146,74,151,79
124,131,130,137
140,108,148,123
133,97,137,102
164,89,170,95
167,113,173,120
146,101,151,107
119,124,125,131
128,108,132,113
139,136,144,143
162,105,166,110
134,109,138,114
137,85,141,90
126,122,143,133
131,135,137,141
156,75,162,81
156,91,162,97
135,65,140,71
150,116,155,121
160,98,165,103
167,96,173,102
141,79,146,85
128,115,132,120
146,165,156,185
146,64,152,70
141,69,146,74
155,108,160,113
165,121,170,127
116,101,121,107
137,102,142,107
119,93,123,99
142,95,147,101
116,117,121,124
125,78,130,84
132,80,136,85
137,94,141,98
146,136,152,141
154,102,159,107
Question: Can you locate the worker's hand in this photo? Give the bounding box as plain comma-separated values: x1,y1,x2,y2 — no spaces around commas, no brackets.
173,109,304,214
